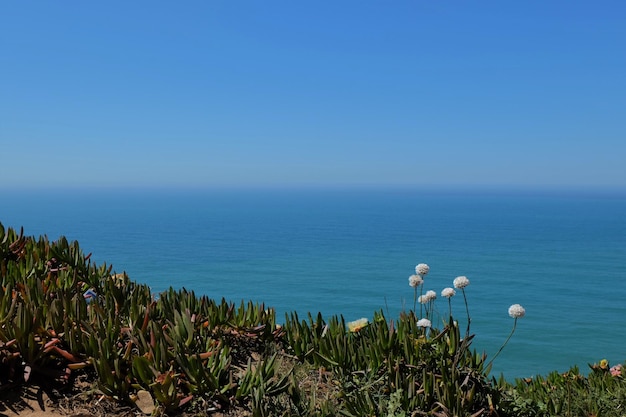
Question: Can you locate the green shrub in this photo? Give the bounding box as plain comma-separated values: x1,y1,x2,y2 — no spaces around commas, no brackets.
10,223,625,417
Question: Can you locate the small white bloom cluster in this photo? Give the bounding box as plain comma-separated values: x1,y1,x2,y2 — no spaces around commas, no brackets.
441,287,456,298
416,318,432,328
508,304,526,319
405,263,527,342
408,274,424,288
409,264,430,288
415,263,430,276
409,263,430,288
453,275,470,289
418,290,437,304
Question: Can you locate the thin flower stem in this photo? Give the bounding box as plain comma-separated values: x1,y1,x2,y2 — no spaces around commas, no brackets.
429,301,439,322
419,287,424,318
413,287,417,313
462,288,471,337
486,318,518,370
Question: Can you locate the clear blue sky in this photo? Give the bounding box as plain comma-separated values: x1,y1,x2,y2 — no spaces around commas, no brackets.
2,1,625,189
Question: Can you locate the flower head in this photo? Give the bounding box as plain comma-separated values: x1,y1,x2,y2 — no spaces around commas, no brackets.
611,364,622,377
600,359,609,370
409,274,424,288
508,304,526,319
453,276,470,289
441,287,456,298
416,318,432,328
418,290,437,304
415,263,430,276
347,318,369,333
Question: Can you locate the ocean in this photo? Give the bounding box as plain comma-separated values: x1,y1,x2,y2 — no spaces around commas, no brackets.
2,186,626,380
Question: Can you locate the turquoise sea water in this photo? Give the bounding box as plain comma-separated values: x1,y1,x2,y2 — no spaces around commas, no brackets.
2,187,626,380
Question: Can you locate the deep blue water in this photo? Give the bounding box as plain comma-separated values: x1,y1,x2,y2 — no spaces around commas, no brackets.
2,186,626,379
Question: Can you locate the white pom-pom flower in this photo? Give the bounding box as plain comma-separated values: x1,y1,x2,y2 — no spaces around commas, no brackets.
453,276,470,289
409,274,424,288
415,263,430,276
508,304,526,319
417,318,432,328
418,290,437,304
441,287,456,298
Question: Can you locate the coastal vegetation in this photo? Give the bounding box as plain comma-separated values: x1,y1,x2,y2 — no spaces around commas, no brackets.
1,223,625,416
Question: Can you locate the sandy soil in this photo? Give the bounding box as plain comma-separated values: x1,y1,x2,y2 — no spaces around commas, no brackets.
0,384,138,417
0,385,69,417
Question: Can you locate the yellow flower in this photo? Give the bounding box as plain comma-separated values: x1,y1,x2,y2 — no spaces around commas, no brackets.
347,318,369,333
600,359,609,370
